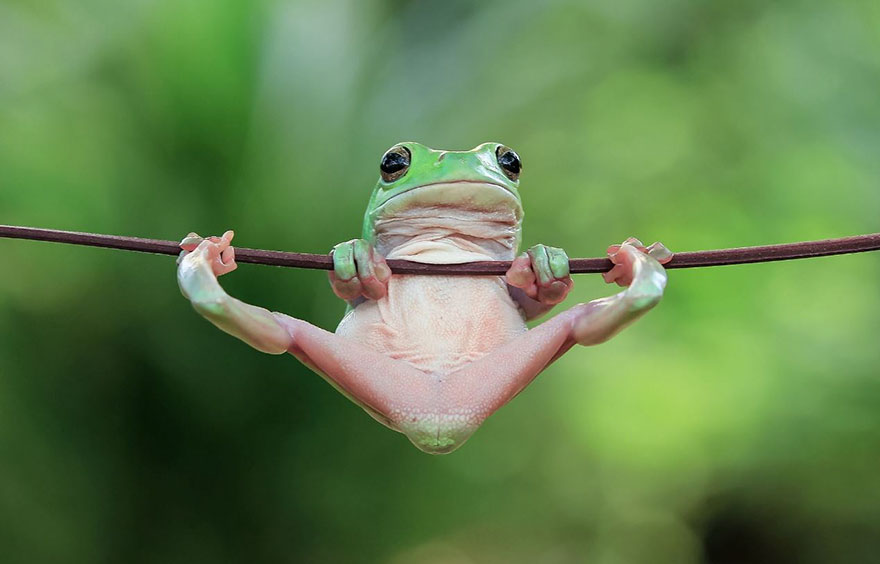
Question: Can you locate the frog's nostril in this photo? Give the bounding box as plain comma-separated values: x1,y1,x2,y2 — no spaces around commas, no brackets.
437,151,449,162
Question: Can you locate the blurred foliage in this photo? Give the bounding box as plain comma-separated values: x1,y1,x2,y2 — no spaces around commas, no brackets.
1,0,879,562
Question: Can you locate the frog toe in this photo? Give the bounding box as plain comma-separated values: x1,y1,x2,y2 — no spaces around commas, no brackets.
604,238,673,287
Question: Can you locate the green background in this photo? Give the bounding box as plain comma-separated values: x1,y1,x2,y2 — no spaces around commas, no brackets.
1,1,879,562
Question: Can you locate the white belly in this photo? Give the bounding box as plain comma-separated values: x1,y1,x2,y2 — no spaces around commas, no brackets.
335,275,527,375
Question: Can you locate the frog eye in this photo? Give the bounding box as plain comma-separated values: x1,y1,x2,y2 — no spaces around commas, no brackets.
380,145,411,182
495,145,521,181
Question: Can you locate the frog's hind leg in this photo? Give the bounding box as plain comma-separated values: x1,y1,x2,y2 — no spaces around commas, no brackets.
439,241,669,439
270,314,451,440
399,312,578,454
437,308,578,428
269,314,572,455
178,232,457,451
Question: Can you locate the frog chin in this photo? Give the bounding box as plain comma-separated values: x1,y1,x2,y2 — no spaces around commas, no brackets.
373,181,523,222
373,204,521,263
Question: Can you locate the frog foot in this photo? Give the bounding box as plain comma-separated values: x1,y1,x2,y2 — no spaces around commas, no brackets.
329,239,391,301
506,244,573,305
603,237,673,287
177,230,238,277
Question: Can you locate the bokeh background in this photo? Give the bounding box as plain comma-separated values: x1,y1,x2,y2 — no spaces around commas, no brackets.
1,0,879,562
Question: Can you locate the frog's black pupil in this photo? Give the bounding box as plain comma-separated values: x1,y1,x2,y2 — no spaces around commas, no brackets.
381,151,409,174
498,151,520,174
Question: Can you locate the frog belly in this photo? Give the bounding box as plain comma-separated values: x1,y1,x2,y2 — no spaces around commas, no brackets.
335,276,527,375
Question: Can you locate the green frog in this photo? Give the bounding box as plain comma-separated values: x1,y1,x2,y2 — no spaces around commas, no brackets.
177,142,672,454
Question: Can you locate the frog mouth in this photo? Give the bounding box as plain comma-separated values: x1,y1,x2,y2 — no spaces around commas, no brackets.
373,181,523,222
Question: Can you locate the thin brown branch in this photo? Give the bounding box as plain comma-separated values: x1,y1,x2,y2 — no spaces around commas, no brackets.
1,224,878,275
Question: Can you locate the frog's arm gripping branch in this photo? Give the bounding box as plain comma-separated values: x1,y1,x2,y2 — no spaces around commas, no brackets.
506,244,574,320
2,225,879,274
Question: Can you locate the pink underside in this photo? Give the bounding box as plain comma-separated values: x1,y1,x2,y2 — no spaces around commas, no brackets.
272,297,582,449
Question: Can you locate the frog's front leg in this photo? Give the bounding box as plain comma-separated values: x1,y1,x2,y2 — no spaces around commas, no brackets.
328,238,391,303
506,244,574,320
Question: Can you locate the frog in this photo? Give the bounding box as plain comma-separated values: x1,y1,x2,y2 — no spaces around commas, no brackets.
177,142,672,454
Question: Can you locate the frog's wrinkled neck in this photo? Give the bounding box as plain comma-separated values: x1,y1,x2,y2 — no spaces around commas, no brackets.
373,208,520,264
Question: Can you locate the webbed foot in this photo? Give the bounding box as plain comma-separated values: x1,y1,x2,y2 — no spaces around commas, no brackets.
603,237,673,287
178,231,237,275
177,230,238,301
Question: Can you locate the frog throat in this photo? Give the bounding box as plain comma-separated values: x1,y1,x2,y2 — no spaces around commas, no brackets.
373,206,520,264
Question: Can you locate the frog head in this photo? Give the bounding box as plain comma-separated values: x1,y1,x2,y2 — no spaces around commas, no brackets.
362,142,524,260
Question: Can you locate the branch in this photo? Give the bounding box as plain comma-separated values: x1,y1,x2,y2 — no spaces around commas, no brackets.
1,224,878,275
